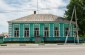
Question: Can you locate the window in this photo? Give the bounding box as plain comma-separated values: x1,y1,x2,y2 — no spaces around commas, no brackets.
14,28,19,37
65,28,69,36
73,25,77,37
34,28,39,37
24,28,29,37
74,31,77,37
73,28,77,37
54,27,59,37
44,27,49,37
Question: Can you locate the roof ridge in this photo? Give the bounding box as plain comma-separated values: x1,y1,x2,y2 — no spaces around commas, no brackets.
8,14,65,23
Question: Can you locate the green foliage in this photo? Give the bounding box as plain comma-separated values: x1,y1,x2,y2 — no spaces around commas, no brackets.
65,0,85,36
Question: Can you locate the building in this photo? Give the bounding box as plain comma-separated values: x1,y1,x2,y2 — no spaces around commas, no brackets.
0,32,8,38
4,11,76,43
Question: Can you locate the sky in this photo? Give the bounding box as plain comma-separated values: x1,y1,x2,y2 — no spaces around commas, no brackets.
0,0,70,33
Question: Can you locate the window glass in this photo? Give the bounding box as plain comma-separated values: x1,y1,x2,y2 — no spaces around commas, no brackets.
34,28,39,37
14,28,19,37
65,28,69,36
24,28,29,37
54,27,59,37
44,27,49,37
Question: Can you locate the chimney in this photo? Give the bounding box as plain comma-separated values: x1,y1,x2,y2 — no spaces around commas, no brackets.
34,11,36,14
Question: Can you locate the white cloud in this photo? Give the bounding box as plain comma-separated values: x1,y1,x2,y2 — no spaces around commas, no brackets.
0,0,69,33
0,14,8,33
0,0,16,10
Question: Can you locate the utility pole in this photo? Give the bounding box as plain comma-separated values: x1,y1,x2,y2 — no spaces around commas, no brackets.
37,0,39,14
65,6,79,44
75,6,79,44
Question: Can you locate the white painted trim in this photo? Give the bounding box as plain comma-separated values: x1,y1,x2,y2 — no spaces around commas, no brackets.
73,25,74,37
70,24,73,37
23,24,24,38
59,23,60,37
63,24,64,37
39,24,40,36
70,24,72,37
29,24,30,37
23,24,30,37
8,23,10,37
69,24,71,37
33,24,34,37
34,23,40,36
13,24,14,37
43,24,44,37
53,24,54,37
43,23,49,37
13,24,20,38
54,23,59,37
49,24,50,37
19,24,20,38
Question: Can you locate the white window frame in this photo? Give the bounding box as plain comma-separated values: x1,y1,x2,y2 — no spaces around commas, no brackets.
54,27,59,37
44,27,49,37
24,24,30,37
73,28,77,37
13,24,20,38
34,28,39,37
14,28,19,37
65,28,69,36
24,28,29,37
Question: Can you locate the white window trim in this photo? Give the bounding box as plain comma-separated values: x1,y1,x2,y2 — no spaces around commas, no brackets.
14,28,19,37
23,24,30,37
54,26,59,37
13,24,20,38
44,26,49,37
34,24,40,37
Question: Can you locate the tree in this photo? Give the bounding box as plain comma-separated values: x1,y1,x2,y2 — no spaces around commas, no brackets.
65,0,85,36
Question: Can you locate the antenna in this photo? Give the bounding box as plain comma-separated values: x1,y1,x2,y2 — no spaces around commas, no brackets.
37,0,39,14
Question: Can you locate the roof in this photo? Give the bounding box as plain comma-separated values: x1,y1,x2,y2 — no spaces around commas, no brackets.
8,14,75,24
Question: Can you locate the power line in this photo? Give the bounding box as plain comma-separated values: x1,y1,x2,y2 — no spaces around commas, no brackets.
0,8,56,13
0,7,60,13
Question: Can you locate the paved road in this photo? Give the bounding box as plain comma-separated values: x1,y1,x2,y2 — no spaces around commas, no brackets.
0,44,85,55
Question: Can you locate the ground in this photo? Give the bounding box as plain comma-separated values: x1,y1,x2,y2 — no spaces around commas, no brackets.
0,44,85,55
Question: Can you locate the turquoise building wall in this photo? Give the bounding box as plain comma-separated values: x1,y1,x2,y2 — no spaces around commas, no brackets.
50,23,54,37
40,23,44,37
5,22,75,42
30,23,34,37
20,23,24,38
59,23,64,37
